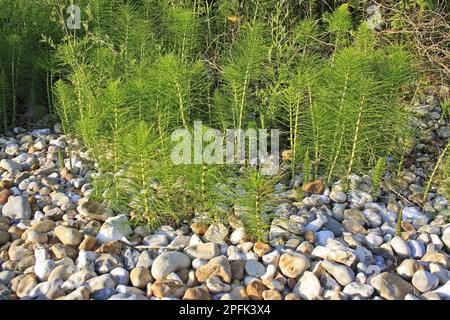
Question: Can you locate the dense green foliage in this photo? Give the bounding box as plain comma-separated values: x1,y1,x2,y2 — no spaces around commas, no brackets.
0,0,57,129
0,0,448,239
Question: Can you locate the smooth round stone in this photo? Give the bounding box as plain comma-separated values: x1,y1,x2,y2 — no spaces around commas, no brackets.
261,264,277,281
405,293,420,300
229,228,246,245
245,252,259,260
192,258,207,270
2,196,31,220
262,250,280,266
34,259,56,281
92,287,116,300
130,267,152,289
412,270,439,293
142,234,168,247
343,282,374,299
430,234,444,251
279,253,310,278
0,270,15,285
442,227,450,250
389,236,411,257
365,234,383,247
54,225,83,246
206,275,231,293
329,189,347,203
315,230,334,246
293,271,322,300
48,264,76,282
116,285,145,296
0,231,10,245
396,259,420,280
108,293,147,300
362,209,382,228
136,251,153,269
184,242,220,260
402,207,425,220
204,223,229,243
320,272,341,291
429,263,449,285
237,242,254,253
332,204,346,222
27,230,48,244
322,260,355,286
151,252,191,281
219,243,228,255
245,260,266,278
355,272,367,284
408,240,425,258
168,235,190,249
188,234,203,246
355,247,373,264
111,267,130,286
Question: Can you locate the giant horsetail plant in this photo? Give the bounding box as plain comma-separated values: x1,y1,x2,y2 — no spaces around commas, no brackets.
224,167,281,242
423,141,450,204
0,70,10,132
46,1,422,232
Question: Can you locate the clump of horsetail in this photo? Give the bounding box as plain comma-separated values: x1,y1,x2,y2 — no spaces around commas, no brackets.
395,207,403,237
57,146,65,170
371,156,386,198
422,141,449,203
302,151,311,184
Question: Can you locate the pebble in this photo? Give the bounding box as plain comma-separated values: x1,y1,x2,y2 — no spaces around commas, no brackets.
244,260,266,278
185,242,220,260
389,236,411,257
293,271,322,300
86,274,117,293
279,252,310,278
397,259,421,280
311,244,357,267
151,251,191,281
196,256,231,284
2,196,31,219
429,263,449,285
26,230,48,244
206,275,231,292
15,275,37,298
204,223,229,243
412,270,439,293
261,250,280,266
96,214,133,243
28,279,65,299
322,260,355,286
442,227,450,250
62,270,97,292
183,286,211,300
77,199,114,221
262,289,282,300
408,239,425,258
142,234,168,247
329,189,347,203
34,259,56,281
130,267,152,289
0,231,10,245
54,225,83,246
315,230,334,246
342,282,374,299
370,272,416,300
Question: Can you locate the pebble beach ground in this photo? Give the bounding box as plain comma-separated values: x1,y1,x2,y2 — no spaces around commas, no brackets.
0,96,449,300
